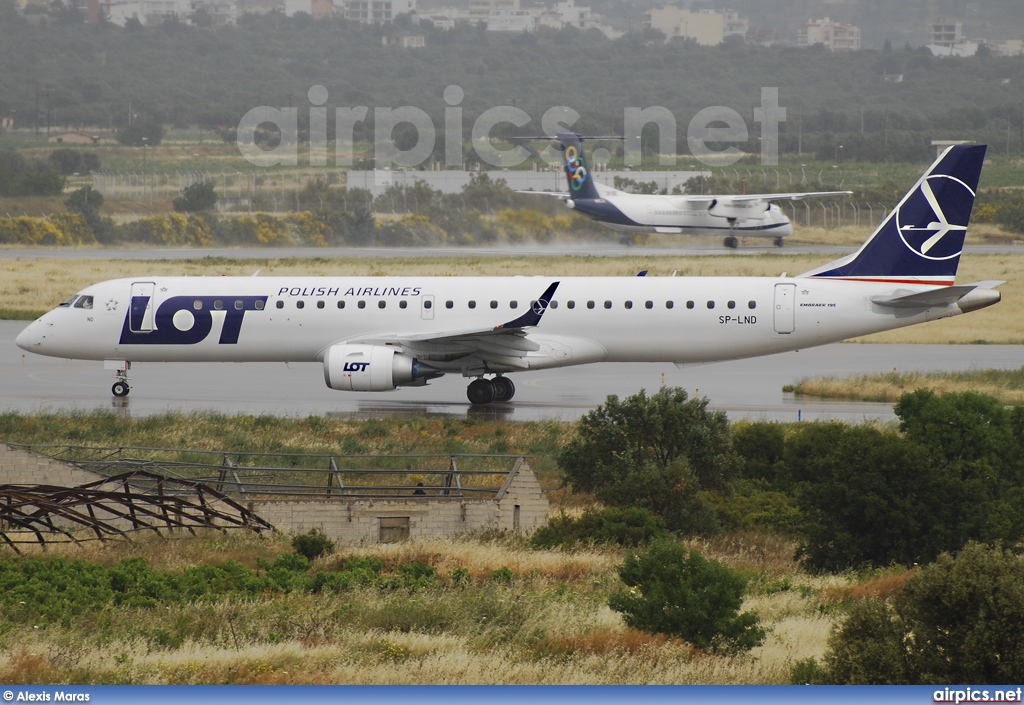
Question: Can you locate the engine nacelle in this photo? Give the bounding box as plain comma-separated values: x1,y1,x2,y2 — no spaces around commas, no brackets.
324,344,430,392
707,198,770,221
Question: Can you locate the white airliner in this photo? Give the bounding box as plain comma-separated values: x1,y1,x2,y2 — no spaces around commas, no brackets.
522,133,850,248
17,145,1000,405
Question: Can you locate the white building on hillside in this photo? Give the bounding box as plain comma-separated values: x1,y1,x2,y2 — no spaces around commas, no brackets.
797,17,861,51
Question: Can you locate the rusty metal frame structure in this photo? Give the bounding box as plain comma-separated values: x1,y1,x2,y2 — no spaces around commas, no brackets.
0,471,274,554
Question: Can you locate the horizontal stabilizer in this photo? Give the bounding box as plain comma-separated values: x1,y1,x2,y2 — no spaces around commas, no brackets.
871,280,1004,308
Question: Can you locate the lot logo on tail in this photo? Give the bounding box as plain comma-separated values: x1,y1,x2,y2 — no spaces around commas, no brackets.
897,174,974,260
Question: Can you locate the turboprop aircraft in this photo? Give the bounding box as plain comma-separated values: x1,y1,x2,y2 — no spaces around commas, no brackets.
16,145,1000,405
520,133,850,248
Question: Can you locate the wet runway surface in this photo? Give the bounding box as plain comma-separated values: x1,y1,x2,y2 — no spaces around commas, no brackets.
3,321,1021,423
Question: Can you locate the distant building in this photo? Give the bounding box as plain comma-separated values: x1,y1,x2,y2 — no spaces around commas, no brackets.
745,26,777,46
382,33,425,47
343,0,416,23
103,0,192,26
422,13,455,30
722,9,748,39
485,9,533,32
797,17,861,51
468,0,517,24
644,6,726,46
47,132,102,144
926,16,978,57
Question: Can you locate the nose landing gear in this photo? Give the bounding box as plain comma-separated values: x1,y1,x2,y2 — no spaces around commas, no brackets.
466,376,516,405
109,361,131,397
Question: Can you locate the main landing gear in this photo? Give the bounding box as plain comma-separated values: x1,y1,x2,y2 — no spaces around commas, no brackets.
466,376,516,405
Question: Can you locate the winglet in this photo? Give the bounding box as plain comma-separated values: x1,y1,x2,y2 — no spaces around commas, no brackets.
495,281,560,330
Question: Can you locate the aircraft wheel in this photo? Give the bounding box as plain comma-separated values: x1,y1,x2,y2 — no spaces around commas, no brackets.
112,381,130,397
724,236,739,249
774,237,785,248
467,378,496,405
491,376,516,402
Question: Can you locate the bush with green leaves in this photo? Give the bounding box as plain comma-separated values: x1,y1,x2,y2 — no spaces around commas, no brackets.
291,527,336,561
821,543,1024,683
557,387,733,534
530,507,670,549
609,539,765,652
173,180,218,213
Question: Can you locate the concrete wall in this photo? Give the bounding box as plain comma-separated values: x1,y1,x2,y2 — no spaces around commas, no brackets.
0,444,104,487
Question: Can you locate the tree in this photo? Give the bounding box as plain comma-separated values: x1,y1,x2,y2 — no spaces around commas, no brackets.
530,507,670,549
557,387,733,533
794,425,957,571
609,540,765,652
49,148,100,176
823,543,1024,683
173,181,217,213
64,185,111,241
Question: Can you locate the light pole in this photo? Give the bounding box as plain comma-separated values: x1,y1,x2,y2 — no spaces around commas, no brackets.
834,144,843,164
142,137,148,202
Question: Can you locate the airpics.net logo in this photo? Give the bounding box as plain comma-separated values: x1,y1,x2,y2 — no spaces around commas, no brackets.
235,85,787,171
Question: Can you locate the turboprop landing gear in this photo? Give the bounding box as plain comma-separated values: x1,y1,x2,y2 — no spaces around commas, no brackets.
723,235,739,249
774,237,785,248
466,376,516,405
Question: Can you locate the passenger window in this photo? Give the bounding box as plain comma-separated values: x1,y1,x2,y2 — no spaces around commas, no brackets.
624,301,632,309
358,301,366,309
276,300,284,309
727,301,736,309
587,301,595,309
446,300,453,309
567,301,575,309
399,300,407,309
645,301,653,309
193,300,203,310
469,301,476,309
424,300,432,309
550,301,558,309
748,301,757,309
686,301,695,309
604,301,612,309
296,301,304,309
255,300,264,310
666,301,675,309
316,301,324,309
378,301,386,309
490,301,498,309
337,301,345,309
214,300,224,310
510,301,518,309
706,301,715,309
235,300,244,310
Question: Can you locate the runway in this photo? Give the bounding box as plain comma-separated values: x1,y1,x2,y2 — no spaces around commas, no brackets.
4,321,1021,423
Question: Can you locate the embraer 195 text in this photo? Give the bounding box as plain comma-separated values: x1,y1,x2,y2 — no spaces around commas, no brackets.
522,133,850,248
17,145,1001,405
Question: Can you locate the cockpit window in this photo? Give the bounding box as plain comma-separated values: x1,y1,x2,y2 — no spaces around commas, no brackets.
73,296,94,309
59,295,79,308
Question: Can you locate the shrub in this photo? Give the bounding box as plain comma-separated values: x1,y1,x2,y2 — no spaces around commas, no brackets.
609,539,765,652
822,542,1024,683
291,528,336,561
557,387,732,534
530,507,670,549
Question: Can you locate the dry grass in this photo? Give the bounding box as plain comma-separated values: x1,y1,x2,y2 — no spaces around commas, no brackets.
1,252,1020,343
0,529,849,684
787,368,1024,405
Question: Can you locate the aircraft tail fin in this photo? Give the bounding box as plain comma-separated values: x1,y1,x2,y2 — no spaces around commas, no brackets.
553,133,603,200
800,144,986,286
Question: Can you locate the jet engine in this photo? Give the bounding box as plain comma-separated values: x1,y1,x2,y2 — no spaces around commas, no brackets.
323,344,436,392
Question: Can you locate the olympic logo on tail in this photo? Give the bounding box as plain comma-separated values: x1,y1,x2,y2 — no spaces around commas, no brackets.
565,145,588,191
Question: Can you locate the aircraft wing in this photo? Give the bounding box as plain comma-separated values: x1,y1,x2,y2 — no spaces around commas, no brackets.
338,282,560,370
670,191,851,207
516,190,569,198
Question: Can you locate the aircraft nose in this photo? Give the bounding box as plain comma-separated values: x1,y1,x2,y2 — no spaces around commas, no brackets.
15,319,45,352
